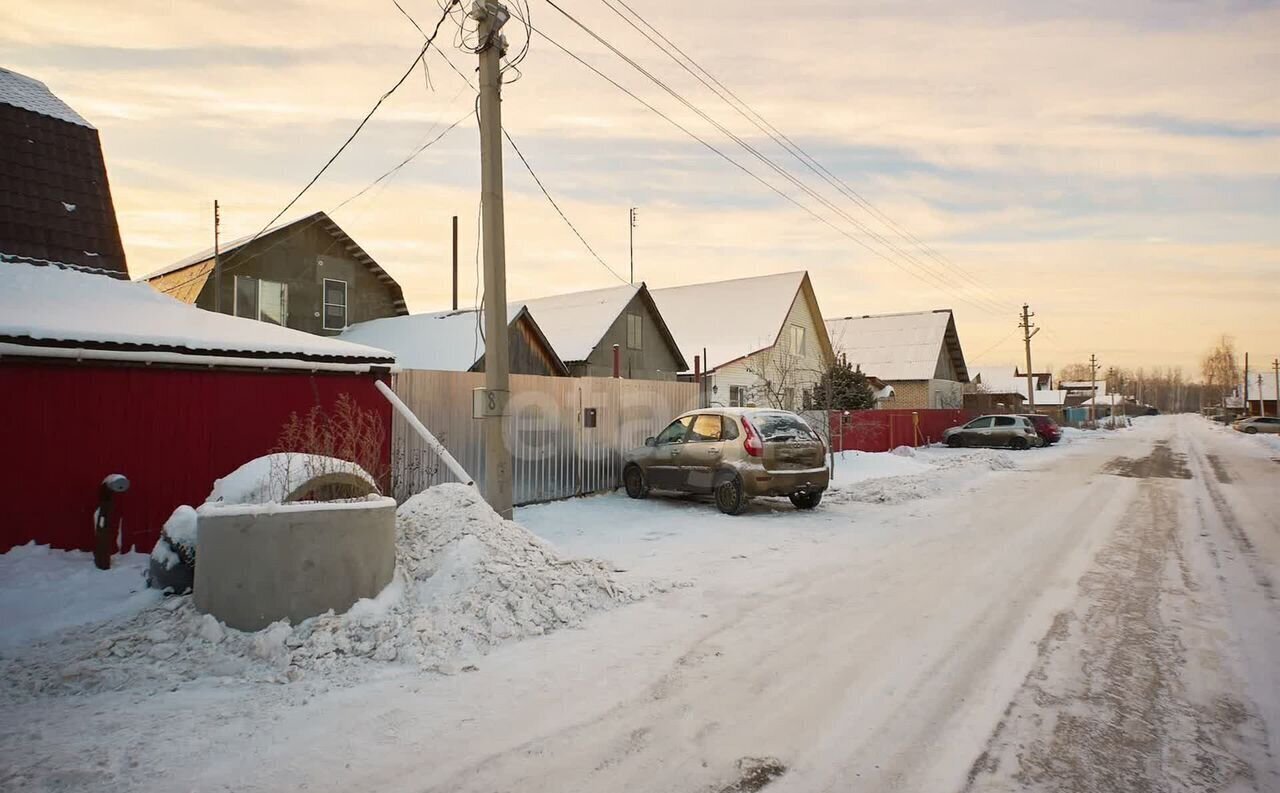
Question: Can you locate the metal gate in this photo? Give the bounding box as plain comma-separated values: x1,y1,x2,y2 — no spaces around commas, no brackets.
390,371,697,505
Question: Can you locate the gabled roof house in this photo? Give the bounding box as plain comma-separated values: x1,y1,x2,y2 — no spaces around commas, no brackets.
651,271,834,410
340,305,568,376
142,212,408,338
825,309,969,409
516,283,687,380
0,67,128,276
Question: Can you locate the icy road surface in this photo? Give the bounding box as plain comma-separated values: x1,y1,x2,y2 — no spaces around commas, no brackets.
3,415,1279,792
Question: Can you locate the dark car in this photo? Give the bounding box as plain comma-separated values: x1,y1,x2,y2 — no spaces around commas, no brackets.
1018,414,1062,445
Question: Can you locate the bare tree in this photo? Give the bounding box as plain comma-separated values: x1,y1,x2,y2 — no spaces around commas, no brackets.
1058,362,1095,381
1201,335,1241,407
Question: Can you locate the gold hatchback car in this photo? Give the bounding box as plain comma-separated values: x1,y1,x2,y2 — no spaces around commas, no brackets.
622,408,829,514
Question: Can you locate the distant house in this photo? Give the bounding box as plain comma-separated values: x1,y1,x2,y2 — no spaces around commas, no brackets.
0,260,395,554
825,309,969,409
0,67,128,276
340,305,568,376
973,366,1070,412
142,212,408,337
651,271,835,410
516,283,687,380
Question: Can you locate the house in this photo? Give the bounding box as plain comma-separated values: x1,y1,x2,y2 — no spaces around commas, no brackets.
142,212,408,337
340,305,568,376
824,309,969,409
0,67,128,276
1244,378,1278,417
0,259,396,554
651,271,834,410
972,366,1069,413
516,283,687,380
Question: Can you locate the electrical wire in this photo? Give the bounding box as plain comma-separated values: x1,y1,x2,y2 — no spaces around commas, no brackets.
603,0,1006,308
534,2,1006,315
158,0,461,296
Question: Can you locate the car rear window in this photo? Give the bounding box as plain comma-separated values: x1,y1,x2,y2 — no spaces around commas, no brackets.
749,412,818,441
994,416,1016,427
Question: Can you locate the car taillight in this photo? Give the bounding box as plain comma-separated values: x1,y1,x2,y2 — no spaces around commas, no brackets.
741,417,764,457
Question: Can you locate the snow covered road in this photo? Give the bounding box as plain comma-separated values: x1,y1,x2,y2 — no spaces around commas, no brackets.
3,415,1279,792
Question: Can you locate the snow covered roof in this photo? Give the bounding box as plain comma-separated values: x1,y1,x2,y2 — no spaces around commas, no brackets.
0,67,92,128
339,305,567,374
825,309,969,383
0,259,395,369
515,284,641,364
650,271,822,371
973,366,1070,405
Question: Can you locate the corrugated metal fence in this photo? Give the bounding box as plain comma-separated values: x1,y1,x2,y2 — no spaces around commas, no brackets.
391,371,697,505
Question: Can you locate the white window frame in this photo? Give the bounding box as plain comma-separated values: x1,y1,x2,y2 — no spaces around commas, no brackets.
729,385,745,407
322,278,348,331
626,313,643,350
232,275,288,326
787,324,805,356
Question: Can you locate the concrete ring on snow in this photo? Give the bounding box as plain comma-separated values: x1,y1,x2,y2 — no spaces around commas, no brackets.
193,495,397,632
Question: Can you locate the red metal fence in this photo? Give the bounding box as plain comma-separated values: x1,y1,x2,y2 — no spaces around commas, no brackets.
2,362,391,554
829,409,975,453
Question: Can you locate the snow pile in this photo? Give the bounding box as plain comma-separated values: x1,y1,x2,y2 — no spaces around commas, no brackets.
1,484,637,699
826,448,1015,505
149,505,197,571
206,453,376,505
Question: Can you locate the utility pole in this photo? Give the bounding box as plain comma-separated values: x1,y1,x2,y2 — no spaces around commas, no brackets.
1271,358,1279,418
451,214,459,311
213,200,222,313
1258,373,1265,417
1089,353,1100,425
1019,304,1040,411
474,0,513,518
1244,352,1250,416
628,207,637,284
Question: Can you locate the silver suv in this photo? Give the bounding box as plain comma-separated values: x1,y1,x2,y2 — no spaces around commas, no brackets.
943,414,1041,450
623,408,829,514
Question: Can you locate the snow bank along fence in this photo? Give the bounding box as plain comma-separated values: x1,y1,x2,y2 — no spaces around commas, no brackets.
829,409,975,453
391,371,698,504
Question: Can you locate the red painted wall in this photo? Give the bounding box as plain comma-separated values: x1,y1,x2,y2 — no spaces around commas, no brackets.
1,362,391,554
829,409,975,453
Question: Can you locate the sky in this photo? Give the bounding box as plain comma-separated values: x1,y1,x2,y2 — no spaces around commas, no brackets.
3,0,1278,376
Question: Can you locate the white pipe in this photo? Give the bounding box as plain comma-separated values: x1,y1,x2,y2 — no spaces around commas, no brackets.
374,379,476,488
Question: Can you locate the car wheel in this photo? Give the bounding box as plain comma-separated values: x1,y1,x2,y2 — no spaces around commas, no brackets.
623,465,649,499
947,435,964,448
1010,437,1028,451
789,490,823,510
1245,427,1258,434
714,474,748,515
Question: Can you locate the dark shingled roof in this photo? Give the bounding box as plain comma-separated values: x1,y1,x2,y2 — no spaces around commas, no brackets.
0,67,128,277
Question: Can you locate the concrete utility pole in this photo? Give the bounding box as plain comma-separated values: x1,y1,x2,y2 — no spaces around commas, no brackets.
628,207,637,284
1273,358,1279,418
1089,353,1100,425
1019,304,1040,411
474,0,513,518
1259,374,1265,416
213,200,222,313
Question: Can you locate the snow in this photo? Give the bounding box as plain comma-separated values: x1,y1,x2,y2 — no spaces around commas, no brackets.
0,260,395,367
61,202,76,212
825,309,958,381
0,544,158,652
204,453,378,506
973,366,1071,405
0,67,93,127
518,283,640,363
650,271,805,370
341,308,489,371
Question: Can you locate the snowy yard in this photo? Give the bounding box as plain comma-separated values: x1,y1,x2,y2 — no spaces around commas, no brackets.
3,415,1279,792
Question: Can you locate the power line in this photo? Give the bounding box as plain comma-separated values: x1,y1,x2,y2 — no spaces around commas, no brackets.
159,0,461,296
536,1,1006,315
601,0,1007,309
503,126,627,283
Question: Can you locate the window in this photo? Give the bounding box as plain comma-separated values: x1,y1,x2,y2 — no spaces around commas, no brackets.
994,416,1016,427
687,414,722,442
965,417,994,429
233,276,288,326
786,324,805,356
728,386,745,407
626,313,643,350
655,417,691,445
720,416,740,441
323,279,348,330
750,411,818,441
